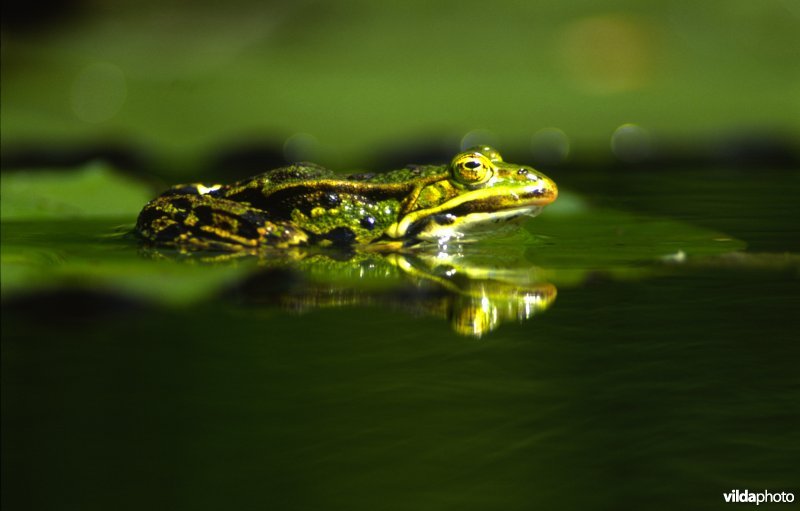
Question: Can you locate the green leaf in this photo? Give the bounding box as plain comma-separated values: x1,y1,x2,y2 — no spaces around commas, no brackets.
1,163,154,221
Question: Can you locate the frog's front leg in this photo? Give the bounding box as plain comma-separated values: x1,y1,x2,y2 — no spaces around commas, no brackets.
136,194,308,251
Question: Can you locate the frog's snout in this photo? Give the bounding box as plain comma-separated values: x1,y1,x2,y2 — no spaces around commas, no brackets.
543,175,558,203
524,173,558,205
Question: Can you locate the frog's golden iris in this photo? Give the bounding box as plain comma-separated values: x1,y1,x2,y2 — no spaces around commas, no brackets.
136,146,558,251
452,152,493,185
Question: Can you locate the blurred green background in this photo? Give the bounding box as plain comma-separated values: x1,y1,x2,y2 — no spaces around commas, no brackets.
3,2,799,511
3,0,798,177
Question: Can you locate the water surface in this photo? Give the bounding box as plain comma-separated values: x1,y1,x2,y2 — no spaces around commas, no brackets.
3,167,799,510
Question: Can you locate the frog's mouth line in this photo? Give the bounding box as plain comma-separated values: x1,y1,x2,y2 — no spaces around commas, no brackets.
386,184,557,239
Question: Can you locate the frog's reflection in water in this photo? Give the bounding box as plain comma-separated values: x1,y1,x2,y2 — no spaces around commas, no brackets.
142,247,557,337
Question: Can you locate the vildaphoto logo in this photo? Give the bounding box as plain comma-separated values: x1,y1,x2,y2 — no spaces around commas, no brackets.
723,489,795,505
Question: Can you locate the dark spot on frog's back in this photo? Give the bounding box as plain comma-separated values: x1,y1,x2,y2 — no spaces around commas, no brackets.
194,204,262,239
224,186,270,210
170,197,194,210
135,202,163,229
151,222,184,242
137,196,191,230
228,185,318,218
321,192,340,208
238,209,272,230
318,227,357,246
360,216,376,230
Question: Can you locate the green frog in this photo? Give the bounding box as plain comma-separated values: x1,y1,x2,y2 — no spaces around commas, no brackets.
136,146,558,251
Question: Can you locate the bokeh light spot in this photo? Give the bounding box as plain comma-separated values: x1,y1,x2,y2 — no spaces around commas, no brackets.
611,123,652,163
460,129,498,151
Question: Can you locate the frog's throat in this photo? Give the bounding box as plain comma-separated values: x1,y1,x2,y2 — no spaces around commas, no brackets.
385,184,556,239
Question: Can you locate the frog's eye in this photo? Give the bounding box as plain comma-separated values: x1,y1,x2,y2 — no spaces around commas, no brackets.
452,153,493,185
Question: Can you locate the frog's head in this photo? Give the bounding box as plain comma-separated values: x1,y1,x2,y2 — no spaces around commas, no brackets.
386,147,558,242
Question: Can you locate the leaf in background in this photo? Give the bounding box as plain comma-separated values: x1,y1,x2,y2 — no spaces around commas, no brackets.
1,162,154,220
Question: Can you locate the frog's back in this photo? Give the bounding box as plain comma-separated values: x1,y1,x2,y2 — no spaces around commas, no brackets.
220,162,445,216
343,164,446,184
228,162,335,189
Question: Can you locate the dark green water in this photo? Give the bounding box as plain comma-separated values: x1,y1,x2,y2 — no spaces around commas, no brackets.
3,168,799,510
4,0,799,507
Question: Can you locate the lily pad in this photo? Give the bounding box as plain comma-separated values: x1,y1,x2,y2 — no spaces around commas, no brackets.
1,163,153,220
1,164,749,308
